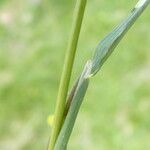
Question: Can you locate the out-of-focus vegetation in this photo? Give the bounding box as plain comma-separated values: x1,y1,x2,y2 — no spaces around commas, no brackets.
0,0,150,150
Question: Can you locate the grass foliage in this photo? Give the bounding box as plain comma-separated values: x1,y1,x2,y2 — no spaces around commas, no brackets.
53,1,150,149
0,0,150,150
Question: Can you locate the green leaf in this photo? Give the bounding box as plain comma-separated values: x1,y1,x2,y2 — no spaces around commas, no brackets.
54,0,149,149
91,0,150,75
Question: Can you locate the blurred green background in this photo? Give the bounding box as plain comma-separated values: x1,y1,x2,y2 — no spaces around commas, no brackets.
0,0,150,150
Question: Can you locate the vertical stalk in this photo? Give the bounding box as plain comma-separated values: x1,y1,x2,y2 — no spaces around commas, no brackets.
48,0,87,150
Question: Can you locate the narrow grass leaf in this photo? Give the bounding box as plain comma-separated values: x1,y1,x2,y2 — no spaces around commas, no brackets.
54,0,149,149
91,0,150,75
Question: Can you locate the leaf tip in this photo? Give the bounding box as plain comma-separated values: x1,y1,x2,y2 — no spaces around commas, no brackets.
135,0,147,8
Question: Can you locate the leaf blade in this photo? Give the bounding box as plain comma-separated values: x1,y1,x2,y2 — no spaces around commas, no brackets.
91,0,150,75
54,0,150,149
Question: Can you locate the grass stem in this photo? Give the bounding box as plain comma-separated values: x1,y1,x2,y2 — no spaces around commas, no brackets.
48,0,87,149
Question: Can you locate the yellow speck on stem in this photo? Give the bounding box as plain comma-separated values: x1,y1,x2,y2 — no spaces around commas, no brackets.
47,115,54,127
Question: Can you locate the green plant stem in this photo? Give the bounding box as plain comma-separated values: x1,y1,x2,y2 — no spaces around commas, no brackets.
48,0,87,150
